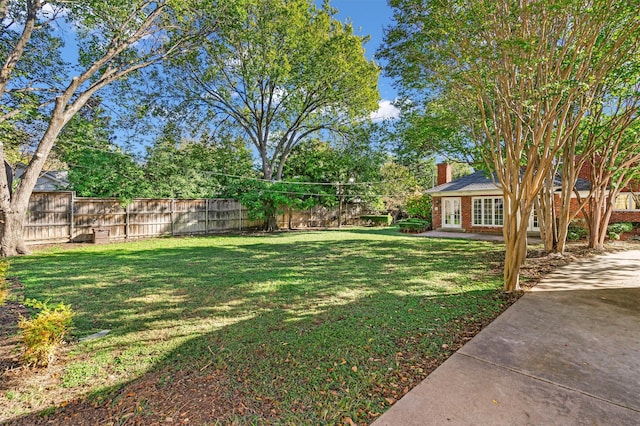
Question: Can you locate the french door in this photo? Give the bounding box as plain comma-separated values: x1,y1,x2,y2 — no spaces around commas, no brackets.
443,198,462,228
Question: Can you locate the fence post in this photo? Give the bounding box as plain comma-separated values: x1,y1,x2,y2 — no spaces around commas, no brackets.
69,192,75,243
125,203,130,240
205,199,209,235
171,199,175,236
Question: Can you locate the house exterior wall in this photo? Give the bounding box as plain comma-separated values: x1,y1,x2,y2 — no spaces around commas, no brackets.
432,196,442,229
433,195,506,234
559,196,640,224
430,160,640,234
434,192,640,234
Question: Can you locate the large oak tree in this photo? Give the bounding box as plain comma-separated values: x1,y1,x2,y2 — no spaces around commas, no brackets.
163,0,380,230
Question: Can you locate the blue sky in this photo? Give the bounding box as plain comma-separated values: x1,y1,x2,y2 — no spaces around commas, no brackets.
322,0,400,120
327,0,396,98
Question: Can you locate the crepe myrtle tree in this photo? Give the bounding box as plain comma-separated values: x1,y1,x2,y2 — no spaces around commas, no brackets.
380,0,640,291
0,0,232,256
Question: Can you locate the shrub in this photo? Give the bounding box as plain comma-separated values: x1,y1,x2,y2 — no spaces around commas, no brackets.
0,259,8,306
608,222,633,234
398,218,431,233
360,214,393,226
607,222,633,240
406,194,432,221
567,220,588,241
19,299,74,367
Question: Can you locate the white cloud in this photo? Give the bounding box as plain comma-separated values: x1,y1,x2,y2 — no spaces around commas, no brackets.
370,99,400,122
39,3,68,19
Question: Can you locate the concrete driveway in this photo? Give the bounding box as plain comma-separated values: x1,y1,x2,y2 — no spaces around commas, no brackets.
373,250,640,425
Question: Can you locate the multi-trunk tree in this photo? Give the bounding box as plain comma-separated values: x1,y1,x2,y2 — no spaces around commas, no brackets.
380,0,640,291
0,0,224,256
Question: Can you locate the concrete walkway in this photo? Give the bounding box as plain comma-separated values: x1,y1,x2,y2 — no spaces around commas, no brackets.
373,250,640,425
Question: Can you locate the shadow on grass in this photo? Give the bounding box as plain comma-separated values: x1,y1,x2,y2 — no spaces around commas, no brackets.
9,288,510,425
5,230,507,424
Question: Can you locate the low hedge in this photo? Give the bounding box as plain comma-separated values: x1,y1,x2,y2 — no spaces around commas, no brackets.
360,214,393,226
607,222,634,240
398,218,431,233
567,220,588,241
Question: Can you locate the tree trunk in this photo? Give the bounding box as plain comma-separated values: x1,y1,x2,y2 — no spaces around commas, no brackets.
502,200,530,292
537,180,556,253
586,192,606,250
0,210,30,256
265,214,278,232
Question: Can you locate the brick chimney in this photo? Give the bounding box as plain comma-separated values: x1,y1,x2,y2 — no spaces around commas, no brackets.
437,163,452,186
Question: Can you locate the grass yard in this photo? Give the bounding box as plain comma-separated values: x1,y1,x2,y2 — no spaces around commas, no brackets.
2,228,511,424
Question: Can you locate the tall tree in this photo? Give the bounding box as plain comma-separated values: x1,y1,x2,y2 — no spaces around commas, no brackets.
144,124,255,199
57,104,148,202
582,121,640,250
380,0,640,291
162,0,379,231
0,0,225,256
283,138,384,209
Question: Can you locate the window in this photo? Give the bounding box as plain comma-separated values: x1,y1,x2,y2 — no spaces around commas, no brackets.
614,193,640,211
472,197,504,226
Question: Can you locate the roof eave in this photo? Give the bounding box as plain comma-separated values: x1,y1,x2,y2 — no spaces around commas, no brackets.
428,189,503,197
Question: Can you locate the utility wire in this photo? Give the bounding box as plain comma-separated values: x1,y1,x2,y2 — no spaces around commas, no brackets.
55,139,396,187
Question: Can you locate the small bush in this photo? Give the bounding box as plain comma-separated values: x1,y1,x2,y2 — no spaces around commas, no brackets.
607,222,633,240
0,259,8,305
398,218,431,233
607,222,633,235
406,194,432,221
360,214,393,226
567,221,588,241
19,299,74,367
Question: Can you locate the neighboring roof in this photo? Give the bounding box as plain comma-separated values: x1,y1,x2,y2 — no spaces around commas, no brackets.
15,164,69,191
574,177,591,192
426,170,499,194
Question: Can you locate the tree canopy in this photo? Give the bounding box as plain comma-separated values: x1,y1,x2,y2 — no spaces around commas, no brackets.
162,0,380,182
0,0,229,255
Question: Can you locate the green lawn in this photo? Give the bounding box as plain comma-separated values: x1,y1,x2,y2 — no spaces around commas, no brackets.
5,228,508,424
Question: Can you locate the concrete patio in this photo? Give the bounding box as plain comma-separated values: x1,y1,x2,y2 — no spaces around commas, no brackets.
373,249,640,425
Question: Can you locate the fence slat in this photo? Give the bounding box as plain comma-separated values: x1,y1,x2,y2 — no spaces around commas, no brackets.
24,192,363,245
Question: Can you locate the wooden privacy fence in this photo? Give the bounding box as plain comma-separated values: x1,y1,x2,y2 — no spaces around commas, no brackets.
24,192,364,245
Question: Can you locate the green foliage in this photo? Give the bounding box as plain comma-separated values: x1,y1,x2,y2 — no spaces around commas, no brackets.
567,220,588,241
379,161,421,214
360,214,392,226
282,138,384,208
19,299,74,367
57,106,148,204
144,124,255,199
229,179,317,229
397,218,431,233
164,0,380,181
607,222,633,240
0,260,9,306
405,194,432,221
